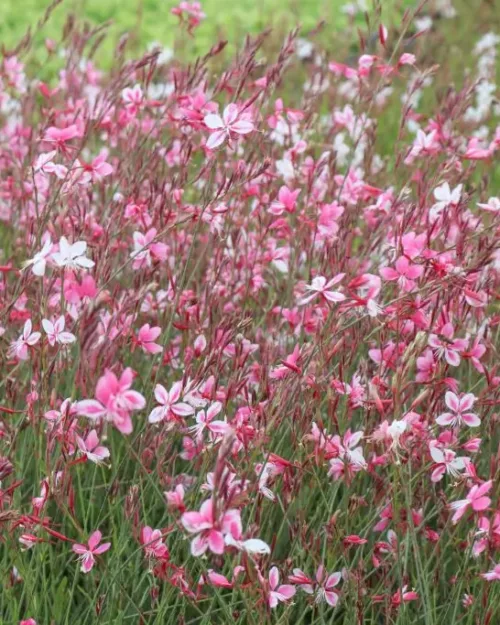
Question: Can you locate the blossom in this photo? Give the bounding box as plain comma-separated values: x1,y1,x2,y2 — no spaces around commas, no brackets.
189,402,229,437
8,319,41,361
429,444,467,481
77,368,146,435
299,275,346,305
289,566,341,606
180,499,242,556
72,530,110,573
269,186,300,216
135,324,163,354
130,229,168,269
482,564,500,581
268,567,296,608
42,316,76,346
148,382,194,424
140,526,169,560
204,104,254,150
76,430,110,464
52,237,94,270
22,238,52,276
449,480,492,524
428,323,468,367
436,392,480,428
380,256,424,292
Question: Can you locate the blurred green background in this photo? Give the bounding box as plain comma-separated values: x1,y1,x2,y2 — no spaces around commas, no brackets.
0,0,414,62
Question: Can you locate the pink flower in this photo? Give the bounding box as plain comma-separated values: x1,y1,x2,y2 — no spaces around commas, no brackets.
181,499,242,556
204,104,254,150
268,566,296,608
72,530,111,573
289,566,341,606
136,324,162,354
189,402,229,437
140,526,169,560
8,319,41,361
299,275,346,305
482,563,500,581
148,382,194,423
130,229,168,269
428,323,468,367
380,256,424,292
269,186,300,216
164,484,186,512
20,620,37,625
76,430,110,464
42,316,76,346
450,480,492,524
429,444,467,481
77,368,146,435
436,392,480,428
43,124,81,148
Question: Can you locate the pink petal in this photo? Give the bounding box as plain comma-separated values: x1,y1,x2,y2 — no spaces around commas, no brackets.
444,392,459,412
93,542,111,554
206,130,227,150
462,413,480,427
208,530,225,554
154,384,170,406
88,530,102,550
204,114,224,130
231,120,254,135
77,400,107,420
269,566,280,590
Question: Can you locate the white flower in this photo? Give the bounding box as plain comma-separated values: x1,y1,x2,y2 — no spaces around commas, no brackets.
42,316,76,346
23,238,52,276
52,237,94,270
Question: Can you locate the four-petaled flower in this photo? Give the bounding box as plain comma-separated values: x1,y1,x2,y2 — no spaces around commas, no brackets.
268,566,296,608
72,530,110,573
52,237,94,270
436,392,480,428
8,319,41,361
450,480,492,524
181,499,242,556
204,104,254,150
77,368,146,435
42,316,76,346
148,382,194,424
299,275,346,305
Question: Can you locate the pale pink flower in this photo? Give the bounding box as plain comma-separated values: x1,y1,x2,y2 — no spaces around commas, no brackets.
136,324,162,354
289,566,341,606
181,499,242,556
189,402,229,437
268,566,296,608
42,316,76,346
299,275,346,305
482,564,500,581
477,197,500,212
429,444,467,481
140,526,169,559
436,392,480,428
428,323,468,367
77,368,146,435
204,104,254,150
269,186,300,216
450,480,492,524
22,237,52,276
52,237,94,270
148,382,194,423
72,530,110,573
76,430,110,464
130,229,168,269
380,256,424,292
164,484,185,512
8,319,41,361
